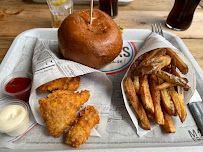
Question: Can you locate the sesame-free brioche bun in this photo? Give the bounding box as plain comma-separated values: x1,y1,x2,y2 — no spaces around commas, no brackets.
58,9,123,69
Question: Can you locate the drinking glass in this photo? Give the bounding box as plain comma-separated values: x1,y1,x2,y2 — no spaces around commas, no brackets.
166,0,201,31
99,0,118,18
46,0,73,28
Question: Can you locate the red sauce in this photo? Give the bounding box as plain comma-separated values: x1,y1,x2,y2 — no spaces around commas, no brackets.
5,77,32,102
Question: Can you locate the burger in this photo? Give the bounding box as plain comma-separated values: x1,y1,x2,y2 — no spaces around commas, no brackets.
58,9,123,69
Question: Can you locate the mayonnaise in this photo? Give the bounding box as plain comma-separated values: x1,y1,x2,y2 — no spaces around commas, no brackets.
0,104,30,136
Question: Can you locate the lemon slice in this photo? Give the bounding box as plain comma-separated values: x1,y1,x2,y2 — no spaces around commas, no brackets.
51,0,67,6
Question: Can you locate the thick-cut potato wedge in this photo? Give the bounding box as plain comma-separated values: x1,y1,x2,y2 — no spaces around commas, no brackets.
133,76,140,95
141,55,171,67
124,77,151,130
154,48,167,57
140,56,171,75
175,71,180,77
177,86,184,102
130,49,168,76
158,78,176,115
179,96,187,122
171,59,187,120
149,75,164,125
140,75,154,114
170,100,177,116
138,48,163,68
177,86,186,122
155,82,176,91
160,88,173,115
168,87,185,121
171,58,176,75
162,110,176,133
129,51,149,77
155,70,190,90
127,48,188,132
166,48,188,74
146,111,154,121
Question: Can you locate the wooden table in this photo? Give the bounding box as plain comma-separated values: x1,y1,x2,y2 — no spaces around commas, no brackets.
0,0,203,70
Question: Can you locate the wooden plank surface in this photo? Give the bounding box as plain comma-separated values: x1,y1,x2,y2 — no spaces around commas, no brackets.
1,9,203,38
0,37,14,63
0,0,203,38
1,0,202,11
114,11,203,39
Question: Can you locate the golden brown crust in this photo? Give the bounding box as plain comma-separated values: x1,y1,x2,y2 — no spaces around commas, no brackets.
58,9,123,69
65,106,100,148
38,77,80,94
38,90,90,137
124,77,151,130
155,70,190,90
140,75,154,114
149,75,164,125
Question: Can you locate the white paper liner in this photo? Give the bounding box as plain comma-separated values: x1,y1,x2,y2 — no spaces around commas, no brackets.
29,39,113,137
121,32,196,137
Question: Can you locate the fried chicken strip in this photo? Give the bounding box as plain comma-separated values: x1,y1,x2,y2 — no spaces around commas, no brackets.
38,76,80,94
65,106,100,148
38,90,90,137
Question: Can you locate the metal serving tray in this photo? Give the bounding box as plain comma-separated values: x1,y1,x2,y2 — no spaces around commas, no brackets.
0,28,203,152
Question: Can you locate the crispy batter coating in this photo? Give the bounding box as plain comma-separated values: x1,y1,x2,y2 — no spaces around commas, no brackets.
38,90,90,137
38,77,80,94
65,106,100,148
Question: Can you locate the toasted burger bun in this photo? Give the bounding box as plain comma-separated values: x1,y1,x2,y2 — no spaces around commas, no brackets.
58,9,123,69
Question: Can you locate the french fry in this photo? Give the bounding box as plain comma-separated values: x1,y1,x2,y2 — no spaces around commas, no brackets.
171,58,176,75
138,48,163,68
133,76,140,95
170,100,177,116
160,88,173,115
158,78,176,115
155,82,176,91
168,87,183,121
154,48,167,57
146,111,154,121
179,97,187,122
124,77,151,130
177,86,187,122
129,51,149,77
170,59,187,91
172,59,185,103
140,75,154,114
155,70,190,90
162,65,171,72
175,71,180,77
162,110,176,133
141,56,171,67
149,75,164,125
166,48,188,74
126,48,189,132
170,57,187,122
174,62,186,121
140,56,171,75
177,86,184,102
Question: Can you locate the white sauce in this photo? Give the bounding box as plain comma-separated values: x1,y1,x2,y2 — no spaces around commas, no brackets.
0,105,29,136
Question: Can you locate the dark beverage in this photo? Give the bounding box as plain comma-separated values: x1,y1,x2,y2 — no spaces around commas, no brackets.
166,0,201,31
99,0,118,18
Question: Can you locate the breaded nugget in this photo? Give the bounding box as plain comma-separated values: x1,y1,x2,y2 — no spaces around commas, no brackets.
38,90,90,137
38,76,80,94
65,106,100,148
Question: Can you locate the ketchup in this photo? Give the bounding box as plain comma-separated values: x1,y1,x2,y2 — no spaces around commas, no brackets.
5,77,32,102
